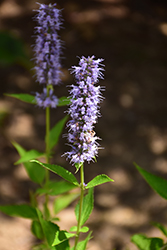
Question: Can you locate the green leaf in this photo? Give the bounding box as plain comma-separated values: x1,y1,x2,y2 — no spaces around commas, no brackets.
152,222,167,237
37,209,58,246
54,193,79,214
57,97,71,106
31,220,44,240
135,163,167,200
70,226,89,233
37,209,70,250
37,180,77,196
15,149,44,165
0,204,38,219
48,116,68,150
86,174,114,189
12,142,46,184
5,93,36,104
32,160,79,186
70,232,92,250
75,188,94,226
131,234,164,250
52,231,75,246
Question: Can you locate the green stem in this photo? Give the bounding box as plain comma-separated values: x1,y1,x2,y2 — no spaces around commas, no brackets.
74,164,85,250
44,86,51,220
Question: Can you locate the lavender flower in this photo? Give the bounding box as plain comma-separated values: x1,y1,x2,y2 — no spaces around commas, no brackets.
33,2,62,86
35,88,58,108
33,3,63,108
64,56,104,165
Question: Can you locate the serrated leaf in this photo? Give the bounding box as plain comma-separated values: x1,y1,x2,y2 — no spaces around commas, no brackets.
31,220,44,240
37,180,77,196
152,222,167,237
5,93,36,104
32,160,79,186
15,149,44,165
86,174,114,189
54,193,79,214
12,142,46,184
57,97,71,106
70,232,92,250
70,226,89,233
131,234,164,250
135,163,167,200
52,231,75,246
0,204,38,219
75,188,94,226
48,116,68,150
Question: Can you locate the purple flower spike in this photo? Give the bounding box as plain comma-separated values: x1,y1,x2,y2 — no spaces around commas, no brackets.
33,2,62,86
64,56,105,165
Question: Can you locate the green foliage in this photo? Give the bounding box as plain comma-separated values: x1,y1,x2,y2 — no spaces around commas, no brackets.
70,232,92,250
0,204,38,220
47,116,68,150
135,163,167,200
57,97,71,106
31,220,44,240
5,93,36,104
32,160,79,186
86,174,114,189
75,188,94,226
131,234,164,250
37,180,77,196
37,209,69,250
14,149,45,165
52,231,76,246
70,226,89,233
151,222,167,237
54,193,79,214
13,142,46,184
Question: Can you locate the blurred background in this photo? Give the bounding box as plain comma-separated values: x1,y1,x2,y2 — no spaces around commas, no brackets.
0,0,167,249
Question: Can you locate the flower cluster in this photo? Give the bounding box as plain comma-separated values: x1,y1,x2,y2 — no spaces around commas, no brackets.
64,56,104,165
33,3,62,108
35,88,58,108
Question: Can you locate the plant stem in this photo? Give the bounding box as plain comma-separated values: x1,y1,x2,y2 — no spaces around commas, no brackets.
74,164,85,250
44,86,50,219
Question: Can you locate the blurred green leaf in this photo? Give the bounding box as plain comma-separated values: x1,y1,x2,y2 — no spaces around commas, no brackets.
54,193,79,214
48,116,68,150
57,97,71,106
0,204,38,219
15,149,44,165
131,234,164,250
75,188,94,226
37,180,77,196
5,93,36,104
152,222,167,237
31,220,44,240
86,174,114,189
135,163,167,200
13,142,46,184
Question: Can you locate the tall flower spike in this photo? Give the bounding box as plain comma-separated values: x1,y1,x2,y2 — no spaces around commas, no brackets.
64,56,105,165
33,2,62,86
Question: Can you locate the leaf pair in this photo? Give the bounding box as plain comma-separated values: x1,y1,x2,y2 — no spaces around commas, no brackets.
32,161,114,189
